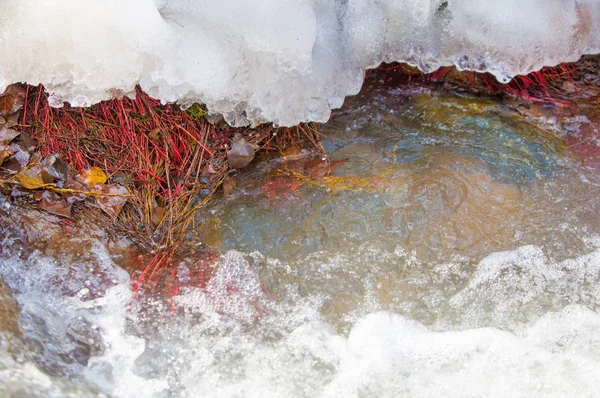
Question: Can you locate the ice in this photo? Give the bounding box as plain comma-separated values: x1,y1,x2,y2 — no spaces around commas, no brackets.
0,0,598,125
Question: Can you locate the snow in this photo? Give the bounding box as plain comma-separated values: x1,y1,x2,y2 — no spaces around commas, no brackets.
0,0,598,126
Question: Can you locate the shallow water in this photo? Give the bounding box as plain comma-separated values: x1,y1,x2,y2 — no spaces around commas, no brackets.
2,82,600,397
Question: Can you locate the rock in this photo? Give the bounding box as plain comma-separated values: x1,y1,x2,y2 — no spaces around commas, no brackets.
222,175,237,196
227,137,255,169
0,276,22,347
0,195,10,212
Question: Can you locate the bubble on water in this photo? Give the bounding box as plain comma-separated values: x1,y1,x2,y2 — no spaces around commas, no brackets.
174,250,267,324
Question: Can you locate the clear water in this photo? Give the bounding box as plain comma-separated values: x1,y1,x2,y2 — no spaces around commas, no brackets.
2,82,600,397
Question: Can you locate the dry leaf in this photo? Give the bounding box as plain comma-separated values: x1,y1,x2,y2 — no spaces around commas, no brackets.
17,133,36,152
32,191,45,201
148,127,161,141
10,185,30,197
0,147,13,165
305,158,349,179
5,114,18,128
79,167,107,187
151,205,166,226
63,178,87,204
41,154,68,183
96,184,128,219
37,191,72,218
0,126,19,146
0,85,25,118
17,166,46,189
2,145,29,174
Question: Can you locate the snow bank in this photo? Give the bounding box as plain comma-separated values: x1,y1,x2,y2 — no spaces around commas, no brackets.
0,0,598,126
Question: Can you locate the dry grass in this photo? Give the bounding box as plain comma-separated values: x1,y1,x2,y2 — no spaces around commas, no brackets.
374,55,600,106
18,85,321,289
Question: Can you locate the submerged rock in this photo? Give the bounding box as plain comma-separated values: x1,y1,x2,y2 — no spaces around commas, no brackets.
0,275,21,350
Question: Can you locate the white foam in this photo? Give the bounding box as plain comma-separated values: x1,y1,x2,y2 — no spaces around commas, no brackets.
128,247,600,398
4,239,600,397
0,240,166,397
0,0,598,125
323,306,600,398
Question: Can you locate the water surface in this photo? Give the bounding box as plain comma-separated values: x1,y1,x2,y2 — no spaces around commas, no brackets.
2,82,600,397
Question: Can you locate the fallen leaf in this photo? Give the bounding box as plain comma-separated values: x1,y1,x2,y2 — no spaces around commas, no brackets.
78,167,107,187
41,154,68,183
305,158,349,179
17,133,36,152
63,178,87,203
37,191,72,218
0,147,13,165
32,190,45,201
227,138,255,169
282,145,310,161
96,184,128,219
2,145,29,174
10,185,30,197
0,85,25,117
151,205,166,226
0,126,19,146
5,114,18,128
17,166,46,189
148,127,162,141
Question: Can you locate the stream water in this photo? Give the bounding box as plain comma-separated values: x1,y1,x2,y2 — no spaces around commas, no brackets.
2,79,600,397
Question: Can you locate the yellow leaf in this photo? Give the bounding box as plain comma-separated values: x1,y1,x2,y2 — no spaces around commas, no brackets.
80,167,107,187
17,167,46,189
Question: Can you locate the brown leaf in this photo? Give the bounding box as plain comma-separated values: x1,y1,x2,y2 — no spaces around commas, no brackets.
151,205,166,226
96,184,128,219
38,191,72,218
17,166,46,189
0,146,13,165
148,127,162,141
17,133,36,152
2,146,29,174
78,167,107,187
227,138,255,169
0,85,25,118
0,126,19,146
5,114,19,128
63,178,87,204
32,190,45,201
304,158,349,179
282,145,310,161
41,154,68,183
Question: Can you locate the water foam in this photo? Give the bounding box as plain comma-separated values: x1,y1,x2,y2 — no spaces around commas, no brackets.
131,248,600,397
0,0,598,125
2,242,600,396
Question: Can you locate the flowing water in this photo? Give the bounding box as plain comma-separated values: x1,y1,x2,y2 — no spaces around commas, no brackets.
2,80,600,397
